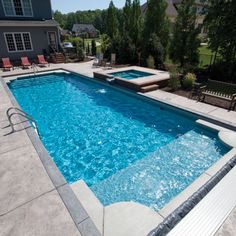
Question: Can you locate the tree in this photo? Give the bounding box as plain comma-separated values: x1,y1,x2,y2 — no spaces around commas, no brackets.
131,0,143,51
119,0,135,63
106,1,119,39
205,0,236,79
169,0,201,68
91,39,97,56
143,0,169,67
119,0,143,64
147,34,165,68
87,43,90,55
100,34,111,55
53,10,67,29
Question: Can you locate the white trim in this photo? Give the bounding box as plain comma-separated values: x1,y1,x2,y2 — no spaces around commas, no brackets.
1,0,33,17
4,32,33,53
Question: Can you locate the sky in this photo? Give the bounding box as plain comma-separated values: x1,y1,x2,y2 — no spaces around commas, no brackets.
51,0,146,13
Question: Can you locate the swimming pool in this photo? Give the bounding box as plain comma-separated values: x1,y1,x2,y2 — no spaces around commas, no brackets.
110,69,154,80
8,72,229,211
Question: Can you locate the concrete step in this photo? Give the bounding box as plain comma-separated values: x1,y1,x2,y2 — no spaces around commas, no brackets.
71,180,104,234
140,84,159,93
50,53,66,63
71,180,163,236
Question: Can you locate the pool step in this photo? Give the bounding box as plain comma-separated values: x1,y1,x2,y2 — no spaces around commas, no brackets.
140,84,159,93
71,180,104,234
71,180,163,236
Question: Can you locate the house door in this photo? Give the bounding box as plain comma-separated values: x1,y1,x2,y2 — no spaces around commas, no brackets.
48,32,58,51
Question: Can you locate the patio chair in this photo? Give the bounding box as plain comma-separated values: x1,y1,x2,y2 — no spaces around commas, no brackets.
37,55,49,67
92,57,100,67
2,58,13,71
21,57,31,69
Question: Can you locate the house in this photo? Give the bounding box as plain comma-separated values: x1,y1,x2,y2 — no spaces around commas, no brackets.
141,0,207,36
173,0,207,34
0,0,61,61
72,24,97,38
141,0,178,23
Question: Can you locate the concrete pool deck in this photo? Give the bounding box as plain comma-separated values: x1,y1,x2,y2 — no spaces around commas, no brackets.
1,61,236,236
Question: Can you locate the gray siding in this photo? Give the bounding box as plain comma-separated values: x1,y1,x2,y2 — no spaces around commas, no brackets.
0,26,59,61
0,0,52,20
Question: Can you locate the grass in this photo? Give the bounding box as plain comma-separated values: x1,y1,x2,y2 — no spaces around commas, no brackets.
165,45,216,68
198,45,214,67
84,38,101,54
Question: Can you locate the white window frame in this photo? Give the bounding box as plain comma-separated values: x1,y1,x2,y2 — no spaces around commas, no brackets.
4,32,33,53
1,0,33,17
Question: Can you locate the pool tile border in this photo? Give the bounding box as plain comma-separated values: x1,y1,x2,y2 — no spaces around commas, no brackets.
0,77,101,236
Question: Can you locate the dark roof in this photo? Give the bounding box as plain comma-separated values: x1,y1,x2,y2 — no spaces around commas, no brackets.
72,24,97,33
141,0,178,17
172,0,205,6
60,28,70,35
0,19,59,27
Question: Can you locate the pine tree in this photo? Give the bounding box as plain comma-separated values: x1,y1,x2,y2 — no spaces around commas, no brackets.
205,0,236,79
143,0,169,67
107,1,119,39
131,0,143,50
119,0,143,64
119,0,135,63
169,0,200,68
87,43,90,55
91,39,97,56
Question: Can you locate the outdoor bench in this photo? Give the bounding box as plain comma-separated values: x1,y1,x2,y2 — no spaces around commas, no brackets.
198,79,236,110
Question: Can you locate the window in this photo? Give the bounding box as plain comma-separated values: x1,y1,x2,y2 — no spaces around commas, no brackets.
2,0,33,16
13,0,23,15
4,33,33,52
23,33,32,50
5,33,16,52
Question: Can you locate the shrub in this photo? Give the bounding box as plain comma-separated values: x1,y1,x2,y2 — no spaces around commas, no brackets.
168,72,181,91
146,55,155,69
86,43,90,55
91,39,97,56
182,73,197,90
68,37,85,61
69,37,82,47
77,47,85,61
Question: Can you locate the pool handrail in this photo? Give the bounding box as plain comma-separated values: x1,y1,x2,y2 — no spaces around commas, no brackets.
6,107,40,137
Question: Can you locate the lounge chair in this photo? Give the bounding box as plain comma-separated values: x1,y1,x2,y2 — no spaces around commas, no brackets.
21,57,31,69
37,55,49,67
2,58,13,71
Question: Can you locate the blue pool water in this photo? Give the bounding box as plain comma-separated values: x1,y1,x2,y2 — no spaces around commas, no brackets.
110,69,154,80
9,72,229,211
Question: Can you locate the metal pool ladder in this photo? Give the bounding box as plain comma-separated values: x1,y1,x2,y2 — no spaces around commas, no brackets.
32,63,39,75
6,107,40,137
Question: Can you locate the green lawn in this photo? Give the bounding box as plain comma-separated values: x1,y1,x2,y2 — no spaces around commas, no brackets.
199,45,214,67
165,45,215,68
84,38,101,54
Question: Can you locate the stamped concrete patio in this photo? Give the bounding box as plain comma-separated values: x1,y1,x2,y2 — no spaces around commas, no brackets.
1,61,236,236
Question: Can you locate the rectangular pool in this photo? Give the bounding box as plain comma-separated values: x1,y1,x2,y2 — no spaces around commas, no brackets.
8,72,229,211
110,69,154,80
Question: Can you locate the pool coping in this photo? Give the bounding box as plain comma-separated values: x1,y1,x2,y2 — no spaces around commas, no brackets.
2,68,236,235
0,76,101,236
